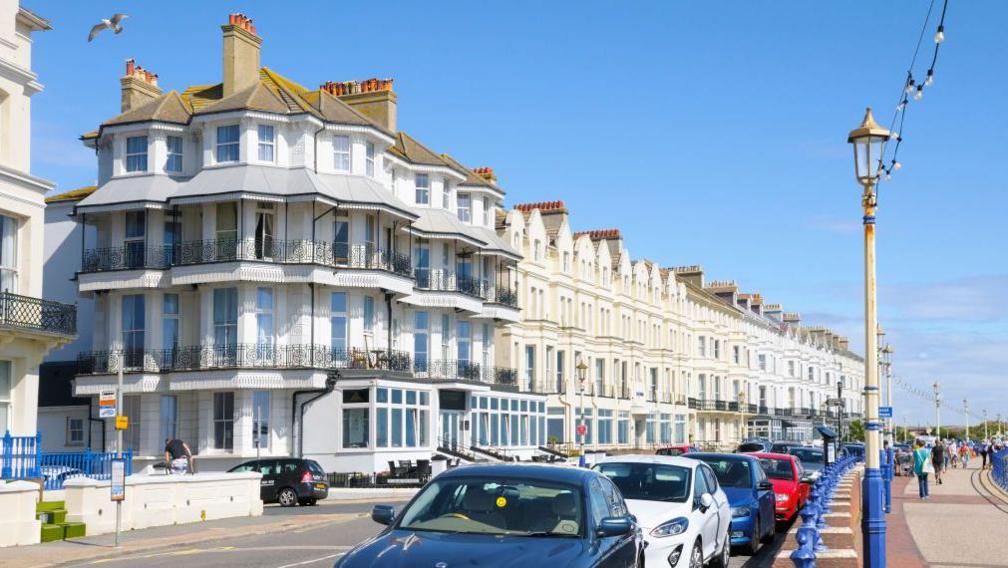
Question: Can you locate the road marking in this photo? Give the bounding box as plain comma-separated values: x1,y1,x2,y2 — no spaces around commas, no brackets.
273,552,346,568
88,545,349,565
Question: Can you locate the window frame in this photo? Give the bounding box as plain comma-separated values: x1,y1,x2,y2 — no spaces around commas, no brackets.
165,135,183,173
257,124,276,162
215,125,240,163
415,173,430,205
333,134,351,171
125,135,149,172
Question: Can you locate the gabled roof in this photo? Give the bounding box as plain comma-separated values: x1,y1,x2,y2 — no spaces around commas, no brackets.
440,154,501,191
389,132,453,168
198,82,291,115
103,91,191,127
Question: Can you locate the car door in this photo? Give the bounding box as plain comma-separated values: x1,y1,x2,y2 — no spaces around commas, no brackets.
600,477,638,568
754,461,774,532
700,464,725,555
690,464,716,560
257,459,280,502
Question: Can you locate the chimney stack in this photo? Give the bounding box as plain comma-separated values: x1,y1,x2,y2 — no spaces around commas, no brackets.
326,77,397,131
120,58,162,112
672,265,705,288
222,13,262,97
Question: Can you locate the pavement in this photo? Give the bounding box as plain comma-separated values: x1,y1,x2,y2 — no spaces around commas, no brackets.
0,498,411,568
891,459,1008,568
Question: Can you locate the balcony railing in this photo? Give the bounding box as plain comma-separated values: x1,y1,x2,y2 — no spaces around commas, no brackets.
0,292,76,337
82,239,413,278
77,345,413,375
490,287,519,308
413,269,485,299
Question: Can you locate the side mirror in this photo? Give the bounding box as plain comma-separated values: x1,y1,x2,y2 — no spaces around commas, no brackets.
699,493,714,511
800,475,813,484
758,481,773,491
371,505,396,525
596,516,633,538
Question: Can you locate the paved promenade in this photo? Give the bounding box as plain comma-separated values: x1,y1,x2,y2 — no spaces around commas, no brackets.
889,459,1008,567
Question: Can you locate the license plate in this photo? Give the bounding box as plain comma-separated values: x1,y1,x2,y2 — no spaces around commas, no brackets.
315,483,327,490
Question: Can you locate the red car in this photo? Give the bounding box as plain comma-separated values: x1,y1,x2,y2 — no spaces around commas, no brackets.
654,444,699,456
749,452,810,523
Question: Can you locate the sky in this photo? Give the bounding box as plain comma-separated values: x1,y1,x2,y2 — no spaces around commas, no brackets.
26,1,1007,429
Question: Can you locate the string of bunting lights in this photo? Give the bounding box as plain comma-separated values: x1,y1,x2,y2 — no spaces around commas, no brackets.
876,0,950,184
892,376,985,421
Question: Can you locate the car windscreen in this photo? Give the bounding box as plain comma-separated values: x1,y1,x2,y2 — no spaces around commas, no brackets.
657,448,685,456
595,462,691,502
789,449,823,466
698,457,753,488
737,443,765,453
757,458,794,481
397,477,583,537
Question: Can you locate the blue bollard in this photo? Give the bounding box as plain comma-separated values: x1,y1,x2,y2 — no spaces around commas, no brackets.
791,530,817,568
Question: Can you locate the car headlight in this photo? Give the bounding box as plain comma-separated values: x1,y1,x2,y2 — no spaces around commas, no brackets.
731,506,752,518
650,517,689,538
775,493,789,502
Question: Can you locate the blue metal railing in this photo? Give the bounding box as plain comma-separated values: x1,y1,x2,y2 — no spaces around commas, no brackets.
994,448,1008,493
39,449,133,490
0,431,41,479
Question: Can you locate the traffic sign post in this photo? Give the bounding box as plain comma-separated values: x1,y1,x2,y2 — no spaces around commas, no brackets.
110,458,125,547
99,389,117,418
879,406,893,419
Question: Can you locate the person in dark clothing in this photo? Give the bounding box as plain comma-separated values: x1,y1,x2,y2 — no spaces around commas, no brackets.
980,441,989,469
164,437,194,474
931,442,945,485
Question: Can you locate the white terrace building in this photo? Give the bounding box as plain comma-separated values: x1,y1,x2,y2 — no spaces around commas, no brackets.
0,3,75,439
64,14,544,474
498,202,863,451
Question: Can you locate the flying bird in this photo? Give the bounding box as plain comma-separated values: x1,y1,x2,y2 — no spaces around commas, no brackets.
88,14,128,42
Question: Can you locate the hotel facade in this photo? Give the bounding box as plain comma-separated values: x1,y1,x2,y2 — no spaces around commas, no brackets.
497,202,863,452
58,14,546,473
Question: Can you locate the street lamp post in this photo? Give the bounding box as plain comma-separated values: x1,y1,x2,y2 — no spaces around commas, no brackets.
576,357,588,466
848,107,889,568
933,381,941,439
964,399,970,441
738,390,748,441
984,409,989,440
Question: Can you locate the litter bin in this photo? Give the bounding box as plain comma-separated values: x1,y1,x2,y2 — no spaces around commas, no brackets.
431,455,449,477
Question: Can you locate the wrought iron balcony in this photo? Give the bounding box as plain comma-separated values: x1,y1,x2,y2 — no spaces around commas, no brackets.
81,239,413,278
412,269,486,300
77,345,412,375
493,367,518,386
416,359,484,381
0,292,76,337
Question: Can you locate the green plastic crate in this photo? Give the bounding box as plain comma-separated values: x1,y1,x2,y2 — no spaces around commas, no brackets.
62,522,86,539
40,523,63,543
37,501,65,513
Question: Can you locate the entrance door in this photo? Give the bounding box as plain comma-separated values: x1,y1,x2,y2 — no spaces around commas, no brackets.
440,411,462,450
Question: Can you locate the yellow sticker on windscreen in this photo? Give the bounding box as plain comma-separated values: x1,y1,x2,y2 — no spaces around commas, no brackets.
496,496,507,508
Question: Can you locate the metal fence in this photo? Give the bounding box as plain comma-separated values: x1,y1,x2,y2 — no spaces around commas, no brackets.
994,448,1008,492
0,292,76,336
0,431,40,480
39,449,133,490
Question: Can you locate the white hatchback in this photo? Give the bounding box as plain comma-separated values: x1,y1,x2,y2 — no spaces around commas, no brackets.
595,455,732,568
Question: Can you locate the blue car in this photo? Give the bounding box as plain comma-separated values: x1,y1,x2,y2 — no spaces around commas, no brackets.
336,464,644,568
688,453,776,554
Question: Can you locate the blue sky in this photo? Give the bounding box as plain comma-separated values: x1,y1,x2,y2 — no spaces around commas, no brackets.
28,1,1007,428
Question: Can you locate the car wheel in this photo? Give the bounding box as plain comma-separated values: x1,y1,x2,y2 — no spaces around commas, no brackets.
762,514,776,543
689,540,703,568
277,487,298,507
748,517,761,555
711,535,731,568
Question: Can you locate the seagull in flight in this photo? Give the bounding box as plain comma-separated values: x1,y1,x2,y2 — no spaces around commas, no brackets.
88,14,128,42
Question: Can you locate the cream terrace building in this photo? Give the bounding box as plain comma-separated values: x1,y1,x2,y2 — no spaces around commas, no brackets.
62,14,546,474
0,3,75,440
498,202,863,451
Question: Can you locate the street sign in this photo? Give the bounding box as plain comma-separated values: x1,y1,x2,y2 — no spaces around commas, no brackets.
577,423,587,436
110,459,125,502
826,398,844,407
115,415,129,430
879,406,893,418
99,389,117,418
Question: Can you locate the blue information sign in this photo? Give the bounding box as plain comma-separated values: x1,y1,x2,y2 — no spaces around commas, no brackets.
879,406,893,418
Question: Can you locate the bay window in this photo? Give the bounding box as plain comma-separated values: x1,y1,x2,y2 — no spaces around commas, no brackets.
333,135,350,171
125,135,148,172
216,125,240,163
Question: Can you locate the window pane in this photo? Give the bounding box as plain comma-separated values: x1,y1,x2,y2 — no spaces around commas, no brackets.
166,136,182,172
333,135,350,171
257,124,275,162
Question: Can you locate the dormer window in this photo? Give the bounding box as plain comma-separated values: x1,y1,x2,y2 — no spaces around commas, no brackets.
216,125,240,163
365,142,375,177
457,193,471,222
415,174,429,204
333,135,351,171
257,125,275,162
165,136,183,173
125,136,148,172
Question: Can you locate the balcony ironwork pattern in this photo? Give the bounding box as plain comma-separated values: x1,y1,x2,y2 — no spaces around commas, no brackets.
0,292,76,337
81,240,412,278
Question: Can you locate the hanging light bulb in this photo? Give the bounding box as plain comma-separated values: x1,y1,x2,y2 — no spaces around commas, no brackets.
897,98,907,111
885,171,892,181
893,160,902,171
914,85,924,101
905,78,916,94
889,130,899,140
935,25,945,44
925,69,935,87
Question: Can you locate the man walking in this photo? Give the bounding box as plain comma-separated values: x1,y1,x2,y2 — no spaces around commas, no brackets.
980,439,989,470
931,440,945,485
164,437,195,474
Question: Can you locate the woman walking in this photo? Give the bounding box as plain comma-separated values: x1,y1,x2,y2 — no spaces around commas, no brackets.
913,440,932,499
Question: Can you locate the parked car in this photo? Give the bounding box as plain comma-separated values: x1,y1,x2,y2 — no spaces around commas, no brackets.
655,444,700,457
337,464,643,568
228,458,328,506
40,465,86,489
735,439,773,453
788,447,825,481
687,453,776,555
595,455,731,568
841,443,865,459
749,453,810,523
769,441,804,454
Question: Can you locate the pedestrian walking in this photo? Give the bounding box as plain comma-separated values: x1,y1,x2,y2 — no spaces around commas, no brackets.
980,440,989,469
913,440,932,499
931,440,945,485
959,443,970,468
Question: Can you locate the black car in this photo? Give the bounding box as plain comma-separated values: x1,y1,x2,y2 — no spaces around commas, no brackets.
770,441,803,454
228,458,329,506
736,439,773,453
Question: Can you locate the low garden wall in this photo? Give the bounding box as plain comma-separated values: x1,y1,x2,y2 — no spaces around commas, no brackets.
0,481,41,547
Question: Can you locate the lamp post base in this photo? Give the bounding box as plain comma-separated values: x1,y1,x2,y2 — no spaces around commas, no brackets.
862,466,887,567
